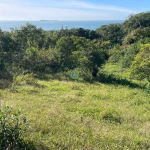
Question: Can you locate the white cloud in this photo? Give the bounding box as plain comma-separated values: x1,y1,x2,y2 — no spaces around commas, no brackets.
0,0,137,20
62,0,136,13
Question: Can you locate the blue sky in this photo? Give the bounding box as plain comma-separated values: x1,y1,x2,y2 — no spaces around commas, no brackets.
0,0,149,20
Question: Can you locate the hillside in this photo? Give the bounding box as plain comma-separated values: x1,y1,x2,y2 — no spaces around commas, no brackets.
0,78,150,149
0,11,150,149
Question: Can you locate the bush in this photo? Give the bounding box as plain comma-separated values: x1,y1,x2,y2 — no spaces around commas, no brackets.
130,43,150,81
23,73,38,86
121,44,140,68
12,73,38,88
0,106,28,150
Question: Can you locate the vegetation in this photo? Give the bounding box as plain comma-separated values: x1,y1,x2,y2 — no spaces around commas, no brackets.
0,106,28,150
0,11,150,149
130,43,150,81
0,79,150,149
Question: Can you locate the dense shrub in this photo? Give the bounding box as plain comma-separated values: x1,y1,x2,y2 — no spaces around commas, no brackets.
130,43,150,81
0,106,28,150
121,44,140,68
108,45,121,63
0,12,150,84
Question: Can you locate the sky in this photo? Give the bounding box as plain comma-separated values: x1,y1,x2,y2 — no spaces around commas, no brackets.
0,0,150,20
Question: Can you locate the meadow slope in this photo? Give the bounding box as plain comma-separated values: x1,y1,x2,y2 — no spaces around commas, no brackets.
0,78,150,150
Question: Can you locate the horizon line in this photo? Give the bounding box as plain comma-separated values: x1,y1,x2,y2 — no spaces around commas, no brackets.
0,19,125,21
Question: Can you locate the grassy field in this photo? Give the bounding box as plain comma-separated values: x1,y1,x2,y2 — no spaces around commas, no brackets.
0,73,150,150
102,63,131,78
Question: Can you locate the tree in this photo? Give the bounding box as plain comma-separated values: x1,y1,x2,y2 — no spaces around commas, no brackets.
122,12,150,33
130,43,150,81
123,27,150,44
56,36,76,69
96,24,123,45
121,43,140,68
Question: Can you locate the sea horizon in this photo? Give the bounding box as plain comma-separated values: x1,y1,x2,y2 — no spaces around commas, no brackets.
0,20,124,31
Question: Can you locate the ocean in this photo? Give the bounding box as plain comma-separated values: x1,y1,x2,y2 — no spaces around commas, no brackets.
0,20,124,31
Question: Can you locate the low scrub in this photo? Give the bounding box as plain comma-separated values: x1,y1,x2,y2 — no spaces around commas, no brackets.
0,106,29,150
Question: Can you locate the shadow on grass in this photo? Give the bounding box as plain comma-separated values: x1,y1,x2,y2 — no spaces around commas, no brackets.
95,72,143,89
1,140,52,150
25,142,50,150
9,141,50,150
0,79,13,89
36,72,71,81
30,71,143,89
35,72,52,81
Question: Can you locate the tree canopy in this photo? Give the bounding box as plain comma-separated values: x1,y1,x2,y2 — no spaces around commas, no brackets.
0,11,150,82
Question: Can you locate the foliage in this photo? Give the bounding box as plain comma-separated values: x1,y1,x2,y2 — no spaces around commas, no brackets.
130,43,150,81
122,29,140,44
0,11,150,83
109,43,140,68
123,27,150,44
121,43,140,68
0,11,150,150
56,36,76,69
96,24,123,45
108,45,121,63
12,73,38,88
122,11,150,33
0,106,28,150
58,27,100,40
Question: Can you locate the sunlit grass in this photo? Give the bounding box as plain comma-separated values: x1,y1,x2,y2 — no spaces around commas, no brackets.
102,63,131,78
0,78,150,149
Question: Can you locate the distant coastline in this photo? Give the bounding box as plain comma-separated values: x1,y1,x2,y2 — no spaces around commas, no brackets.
40,20,59,21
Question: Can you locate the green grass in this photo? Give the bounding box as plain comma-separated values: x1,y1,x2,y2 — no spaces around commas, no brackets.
0,78,150,149
102,63,149,87
102,63,131,78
